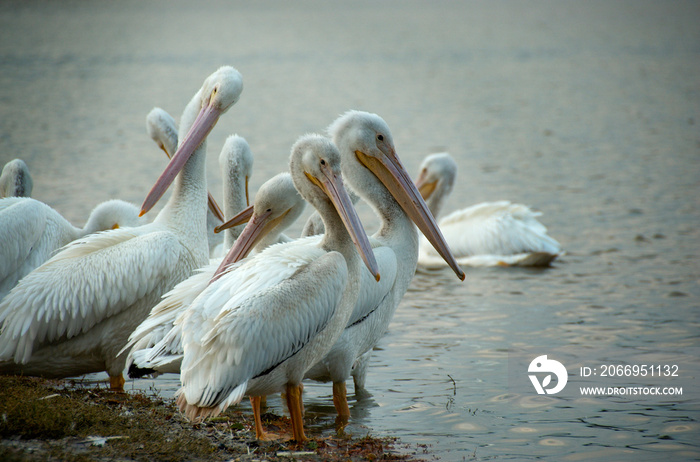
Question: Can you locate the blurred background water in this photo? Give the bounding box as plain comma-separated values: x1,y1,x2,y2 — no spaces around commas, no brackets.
1,1,699,460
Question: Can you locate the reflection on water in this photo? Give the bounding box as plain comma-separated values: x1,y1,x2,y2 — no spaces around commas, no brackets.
2,0,699,460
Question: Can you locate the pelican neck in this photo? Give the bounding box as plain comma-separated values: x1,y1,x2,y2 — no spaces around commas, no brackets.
316,199,361,271
222,166,248,250
154,141,208,244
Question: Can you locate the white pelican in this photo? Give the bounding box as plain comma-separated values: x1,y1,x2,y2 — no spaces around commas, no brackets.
415,152,562,267
0,66,243,390
173,134,379,442
124,170,305,378
146,107,226,257
0,197,147,301
0,159,33,198
123,135,262,378
303,111,465,420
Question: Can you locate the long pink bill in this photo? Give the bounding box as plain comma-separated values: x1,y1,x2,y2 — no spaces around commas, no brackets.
214,205,253,234
314,161,380,282
210,206,272,284
356,148,465,281
140,104,223,216
157,129,225,223
207,193,225,223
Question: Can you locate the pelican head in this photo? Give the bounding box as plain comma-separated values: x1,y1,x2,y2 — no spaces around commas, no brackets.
415,152,457,219
291,134,380,280
84,199,148,233
329,110,465,281
140,66,243,216
215,172,302,236
0,158,33,198
212,172,306,279
146,107,179,158
219,135,254,210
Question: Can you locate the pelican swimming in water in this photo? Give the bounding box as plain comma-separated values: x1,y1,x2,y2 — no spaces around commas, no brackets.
0,66,243,389
0,198,147,301
0,159,33,198
415,152,562,267
146,107,226,257
303,111,465,421
173,134,379,442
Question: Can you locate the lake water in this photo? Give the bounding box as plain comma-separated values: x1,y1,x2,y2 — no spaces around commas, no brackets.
1,1,699,460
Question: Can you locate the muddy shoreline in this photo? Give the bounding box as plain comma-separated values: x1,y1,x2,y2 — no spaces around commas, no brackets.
0,376,424,461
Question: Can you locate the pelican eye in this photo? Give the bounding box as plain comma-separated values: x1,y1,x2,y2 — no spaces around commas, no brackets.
320,159,326,165
266,208,272,213
377,134,384,141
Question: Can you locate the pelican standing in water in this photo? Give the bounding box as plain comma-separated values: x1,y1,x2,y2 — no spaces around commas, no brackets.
146,107,227,257
415,152,562,267
124,170,305,378
304,111,465,421
0,159,33,198
173,134,379,442
0,66,243,389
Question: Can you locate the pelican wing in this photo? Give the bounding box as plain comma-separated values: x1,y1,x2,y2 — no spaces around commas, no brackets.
123,260,221,377
135,236,319,371
0,226,186,363
432,201,561,257
178,242,346,410
0,198,78,298
123,260,217,356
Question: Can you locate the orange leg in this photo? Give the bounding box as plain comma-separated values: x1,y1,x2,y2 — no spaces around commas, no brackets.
298,383,305,416
285,383,307,442
109,373,125,392
250,396,268,440
333,381,350,420
333,381,350,433
281,385,304,417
